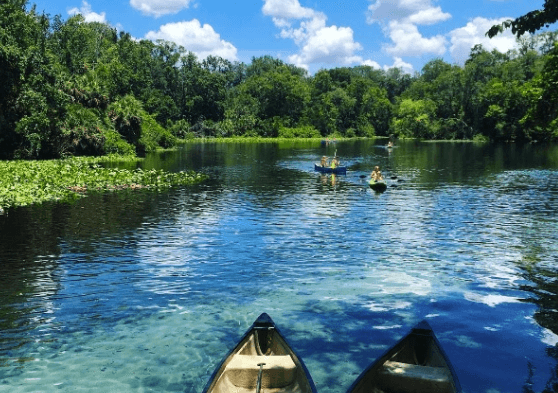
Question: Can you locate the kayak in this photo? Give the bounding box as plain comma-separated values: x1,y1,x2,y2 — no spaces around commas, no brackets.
202,313,318,393
347,320,462,393
369,179,387,192
315,163,347,175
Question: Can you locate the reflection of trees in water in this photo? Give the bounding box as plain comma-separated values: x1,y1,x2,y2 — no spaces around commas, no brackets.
0,192,163,354
520,259,558,393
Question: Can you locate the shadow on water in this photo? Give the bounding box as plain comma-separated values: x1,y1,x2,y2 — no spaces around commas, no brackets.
518,251,558,393
0,203,68,354
0,188,219,353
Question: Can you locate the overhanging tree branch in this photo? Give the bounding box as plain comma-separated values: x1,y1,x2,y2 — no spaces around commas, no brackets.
487,0,558,38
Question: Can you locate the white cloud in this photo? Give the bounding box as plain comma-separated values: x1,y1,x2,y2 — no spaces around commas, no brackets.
449,17,518,64
407,7,451,25
288,25,363,69
263,0,364,70
68,1,107,23
367,0,413,23
145,20,238,61
367,0,450,25
384,20,447,56
130,0,193,18
384,57,414,74
262,0,316,19
362,59,382,69
272,17,292,29
366,0,451,69
280,13,328,45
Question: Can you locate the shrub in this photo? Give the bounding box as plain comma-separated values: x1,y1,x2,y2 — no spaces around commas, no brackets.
168,119,191,139
472,133,489,143
59,104,106,156
190,119,226,138
356,121,376,138
140,115,177,152
277,125,321,138
345,128,356,138
108,95,143,146
103,129,135,155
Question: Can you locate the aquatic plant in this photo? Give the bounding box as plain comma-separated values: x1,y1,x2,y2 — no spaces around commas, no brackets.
0,158,207,210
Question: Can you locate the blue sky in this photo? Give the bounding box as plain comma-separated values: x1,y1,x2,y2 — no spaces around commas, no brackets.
29,0,545,74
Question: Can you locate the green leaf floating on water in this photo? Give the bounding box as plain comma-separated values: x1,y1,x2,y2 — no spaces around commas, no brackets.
0,157,207,210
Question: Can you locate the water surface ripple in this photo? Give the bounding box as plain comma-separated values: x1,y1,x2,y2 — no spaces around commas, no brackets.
1,141,558,392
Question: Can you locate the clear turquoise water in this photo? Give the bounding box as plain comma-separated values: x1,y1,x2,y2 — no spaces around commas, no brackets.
1,140,557,392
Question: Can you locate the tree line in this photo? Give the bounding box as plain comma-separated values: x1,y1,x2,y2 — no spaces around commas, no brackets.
1,0,558,160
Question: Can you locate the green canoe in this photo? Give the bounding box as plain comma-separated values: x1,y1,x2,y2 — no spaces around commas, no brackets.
347,320,462,393
369,179,387,192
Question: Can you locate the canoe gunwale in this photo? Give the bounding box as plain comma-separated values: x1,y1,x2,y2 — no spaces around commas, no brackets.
346,320,462,393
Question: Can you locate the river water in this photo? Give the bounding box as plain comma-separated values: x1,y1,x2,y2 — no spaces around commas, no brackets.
1,140,558,393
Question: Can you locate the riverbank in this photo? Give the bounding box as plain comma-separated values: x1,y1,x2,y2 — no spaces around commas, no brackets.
178,135,490,144
179,136,361,143
0,155,207,211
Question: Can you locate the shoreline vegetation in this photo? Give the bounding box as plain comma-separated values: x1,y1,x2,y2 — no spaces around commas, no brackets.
178,135,489,143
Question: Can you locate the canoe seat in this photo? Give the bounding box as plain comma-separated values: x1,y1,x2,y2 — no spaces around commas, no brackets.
225,355,296,389
378,361,453,393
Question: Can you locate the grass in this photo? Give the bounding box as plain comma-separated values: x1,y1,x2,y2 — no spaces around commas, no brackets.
179,136,374,144
0,156,207,210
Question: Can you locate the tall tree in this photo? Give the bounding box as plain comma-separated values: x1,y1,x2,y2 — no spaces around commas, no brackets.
240,64,310,126
520,42,558,140
393,99,438,139
359,85,393,136
0,0,68,158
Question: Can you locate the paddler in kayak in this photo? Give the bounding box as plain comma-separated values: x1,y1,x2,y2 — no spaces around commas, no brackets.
370,166,383,182
331,156,340,169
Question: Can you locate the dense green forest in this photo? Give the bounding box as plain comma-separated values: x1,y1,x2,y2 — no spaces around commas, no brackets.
2,0,558,160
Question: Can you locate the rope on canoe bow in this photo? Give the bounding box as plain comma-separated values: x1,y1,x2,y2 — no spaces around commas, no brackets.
256,363,266,393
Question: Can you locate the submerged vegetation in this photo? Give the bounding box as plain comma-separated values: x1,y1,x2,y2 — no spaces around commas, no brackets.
1,0,558,163
0,157,207,210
